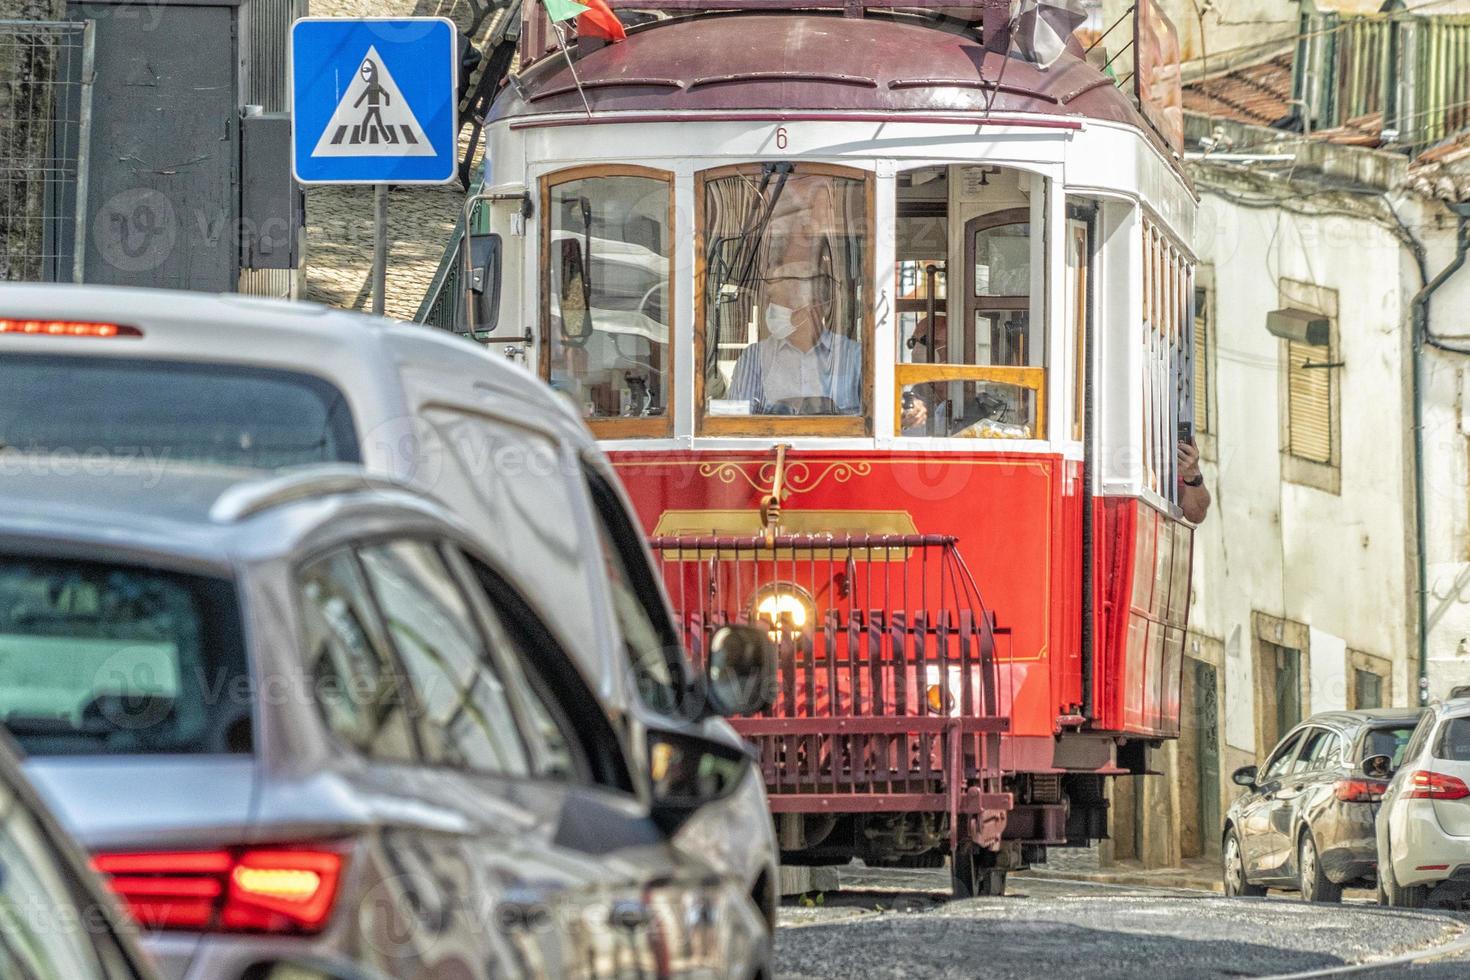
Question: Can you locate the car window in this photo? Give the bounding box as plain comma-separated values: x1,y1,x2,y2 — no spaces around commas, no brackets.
583,465,686,716
357,541,531,777
0,353,358,468
297,551,419,762
1295,729,1340,772
1433,717,1470,761
454,550,636,795
1401,713,1435,767
0,556,251,758
1262,731,1305,781
0,778,109,979
1360,723,1417,768
438,546,586,783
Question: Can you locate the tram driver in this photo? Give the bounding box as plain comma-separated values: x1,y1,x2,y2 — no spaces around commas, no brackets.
728,261,928,430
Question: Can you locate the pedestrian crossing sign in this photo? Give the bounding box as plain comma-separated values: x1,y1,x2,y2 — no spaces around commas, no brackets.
290,18,458,185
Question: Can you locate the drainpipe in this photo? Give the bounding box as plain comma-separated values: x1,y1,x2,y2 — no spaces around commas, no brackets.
1408,205,1470,704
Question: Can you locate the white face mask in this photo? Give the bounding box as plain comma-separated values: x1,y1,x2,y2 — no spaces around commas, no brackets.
765,303,797,340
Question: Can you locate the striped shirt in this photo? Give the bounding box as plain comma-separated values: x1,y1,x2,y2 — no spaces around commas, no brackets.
727,332,863,415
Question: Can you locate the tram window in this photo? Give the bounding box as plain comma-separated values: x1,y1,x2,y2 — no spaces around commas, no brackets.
893,165,1046,439
542,169,672,434
698,164,871,430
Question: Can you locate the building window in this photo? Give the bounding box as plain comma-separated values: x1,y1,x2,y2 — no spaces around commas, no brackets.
1354,669,1383,709
1347,650,1392,709
1279,279,1340,493
1286,339,1332,462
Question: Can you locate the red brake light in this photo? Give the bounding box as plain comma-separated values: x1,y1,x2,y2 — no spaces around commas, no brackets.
91,846,344,934
0,318,141,338
1405,770,1470,800
1334,779,1388,802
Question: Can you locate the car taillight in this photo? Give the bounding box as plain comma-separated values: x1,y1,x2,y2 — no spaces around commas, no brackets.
0,318,141,338
1405,770,1470,800
1334,779,1388,802
91,846,345,934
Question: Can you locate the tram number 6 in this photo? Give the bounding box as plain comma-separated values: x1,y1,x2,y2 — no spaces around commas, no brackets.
775,126,788,150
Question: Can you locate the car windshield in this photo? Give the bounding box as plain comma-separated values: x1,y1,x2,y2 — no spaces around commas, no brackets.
0,354,359,468
0,557,251,757
1361,723,1417,767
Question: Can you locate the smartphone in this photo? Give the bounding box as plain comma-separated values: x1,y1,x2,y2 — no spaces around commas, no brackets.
1178,421,1194,445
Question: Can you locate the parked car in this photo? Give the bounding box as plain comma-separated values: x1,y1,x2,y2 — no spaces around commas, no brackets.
0,283,781,939
0,462,771,979
1222,708,1423,901
0,728,163,980
1374,697,1470,907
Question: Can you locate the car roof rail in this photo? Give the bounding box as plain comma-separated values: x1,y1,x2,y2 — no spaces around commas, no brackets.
210,465,417,524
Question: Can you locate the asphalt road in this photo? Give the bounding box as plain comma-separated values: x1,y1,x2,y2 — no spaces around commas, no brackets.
775,867,1470,979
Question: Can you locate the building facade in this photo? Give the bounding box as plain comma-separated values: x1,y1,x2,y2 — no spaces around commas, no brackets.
1103,3,1470,870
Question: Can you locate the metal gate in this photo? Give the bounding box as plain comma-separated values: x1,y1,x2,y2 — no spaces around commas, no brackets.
0,19,93,284
651,534,1011,850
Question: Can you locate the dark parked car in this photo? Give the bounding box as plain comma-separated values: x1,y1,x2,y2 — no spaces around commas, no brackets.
1222,709,1423,901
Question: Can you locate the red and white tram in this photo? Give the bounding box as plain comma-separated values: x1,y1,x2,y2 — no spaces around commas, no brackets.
435,0,1199,894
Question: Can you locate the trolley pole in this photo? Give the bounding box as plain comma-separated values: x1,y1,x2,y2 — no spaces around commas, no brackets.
371,184,388,316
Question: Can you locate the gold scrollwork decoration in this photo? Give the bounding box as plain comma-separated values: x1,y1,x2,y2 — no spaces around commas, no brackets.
695,460,874,500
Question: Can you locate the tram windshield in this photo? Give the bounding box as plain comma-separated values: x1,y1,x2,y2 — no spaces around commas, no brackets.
700,164,871,429
894,165,1047,439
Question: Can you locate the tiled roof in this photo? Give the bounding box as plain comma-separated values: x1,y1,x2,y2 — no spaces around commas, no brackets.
1184,49,1470,199
1183,51,1383,146
1182,53,1295,129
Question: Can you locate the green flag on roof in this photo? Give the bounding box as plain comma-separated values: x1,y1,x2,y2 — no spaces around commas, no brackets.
543,0,589,21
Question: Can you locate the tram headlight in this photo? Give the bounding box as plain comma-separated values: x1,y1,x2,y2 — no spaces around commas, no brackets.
752,583,814,637
925,664,964,717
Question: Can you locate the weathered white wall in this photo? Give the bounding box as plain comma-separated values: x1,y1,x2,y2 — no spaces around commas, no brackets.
1190,180,1418,758
1413,199,1470,699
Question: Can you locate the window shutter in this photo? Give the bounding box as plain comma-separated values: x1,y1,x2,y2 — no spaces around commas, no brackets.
1287,340,1332,463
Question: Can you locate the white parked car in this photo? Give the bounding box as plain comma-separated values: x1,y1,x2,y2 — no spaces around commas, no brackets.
0,283,781,943
1373,697,1470,907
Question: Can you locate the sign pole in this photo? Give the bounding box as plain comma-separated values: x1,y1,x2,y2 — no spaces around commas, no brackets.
372,183,388,315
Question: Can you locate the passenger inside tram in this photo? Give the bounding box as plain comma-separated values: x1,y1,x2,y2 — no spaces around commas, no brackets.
703,165,928,428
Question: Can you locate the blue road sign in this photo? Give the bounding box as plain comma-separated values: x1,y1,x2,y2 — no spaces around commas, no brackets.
290,17,458,185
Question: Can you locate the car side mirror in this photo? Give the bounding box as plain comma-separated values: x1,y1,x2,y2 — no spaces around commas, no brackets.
467,232,501,333
646,728,754,833
1231,764,1258,788
704,624,776,717
559,236,594,346
1363,754,1395,780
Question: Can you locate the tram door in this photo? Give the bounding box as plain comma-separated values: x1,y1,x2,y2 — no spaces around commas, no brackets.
1194,658,1222,852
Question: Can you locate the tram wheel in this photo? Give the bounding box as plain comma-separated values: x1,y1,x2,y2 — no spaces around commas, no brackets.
951,843,1007,898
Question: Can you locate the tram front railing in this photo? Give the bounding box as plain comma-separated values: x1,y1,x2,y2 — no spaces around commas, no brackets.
650,533,1011,848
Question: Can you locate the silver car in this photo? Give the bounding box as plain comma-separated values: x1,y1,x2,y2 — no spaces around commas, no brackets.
0,283,780,938
0,463,770,979
0,728,161,980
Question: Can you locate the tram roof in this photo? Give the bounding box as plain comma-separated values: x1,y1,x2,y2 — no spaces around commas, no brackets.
496,12,1171,159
